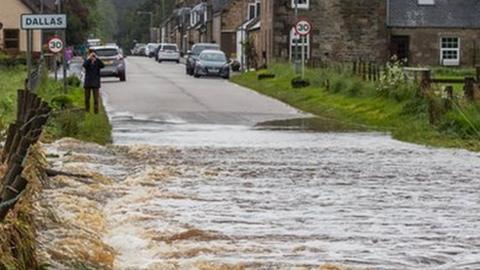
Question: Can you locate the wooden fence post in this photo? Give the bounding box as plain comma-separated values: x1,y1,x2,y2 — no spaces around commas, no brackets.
464,77,475,101
444,85,454,110
476,65,480,82
420,69,431,95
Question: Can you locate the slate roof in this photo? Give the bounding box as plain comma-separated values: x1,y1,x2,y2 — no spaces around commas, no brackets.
388,0,480,28
212,0,232,13
21,0,57,13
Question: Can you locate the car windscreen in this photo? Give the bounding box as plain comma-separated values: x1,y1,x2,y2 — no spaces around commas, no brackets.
162,45,177,51
192,45,219,55
94,49,118,57
199,53,226,62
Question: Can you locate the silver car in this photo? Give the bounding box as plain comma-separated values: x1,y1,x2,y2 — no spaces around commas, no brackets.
156,43,180,63
91,46,126,81
193,50,230,79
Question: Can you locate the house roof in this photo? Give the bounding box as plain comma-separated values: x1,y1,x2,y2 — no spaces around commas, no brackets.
21,0,57,13
212,0,232,13
389,0,480,28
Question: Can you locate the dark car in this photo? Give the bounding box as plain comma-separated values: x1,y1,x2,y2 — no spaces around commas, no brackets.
186,43,220,76
91,46,126,81
193,50,230,79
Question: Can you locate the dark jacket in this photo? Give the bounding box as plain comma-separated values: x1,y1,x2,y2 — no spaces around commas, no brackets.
83,58,105,89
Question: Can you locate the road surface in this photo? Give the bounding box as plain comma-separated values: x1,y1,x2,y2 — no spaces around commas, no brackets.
102,56,304,125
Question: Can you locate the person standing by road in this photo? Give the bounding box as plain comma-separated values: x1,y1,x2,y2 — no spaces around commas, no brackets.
83,49,104,114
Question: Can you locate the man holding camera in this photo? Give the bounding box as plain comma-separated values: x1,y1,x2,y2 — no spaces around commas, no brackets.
83,49,105,114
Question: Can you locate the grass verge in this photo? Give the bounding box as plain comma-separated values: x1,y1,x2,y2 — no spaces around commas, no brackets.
0,65,112,145
231,63,480,151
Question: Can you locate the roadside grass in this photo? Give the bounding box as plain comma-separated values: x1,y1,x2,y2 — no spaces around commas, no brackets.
37,76,112,145
0,65,111,145
231,63,480,151
0,66,26,132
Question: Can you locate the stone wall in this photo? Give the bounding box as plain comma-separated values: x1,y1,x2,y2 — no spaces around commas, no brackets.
391,27,480,67
263,0,389,64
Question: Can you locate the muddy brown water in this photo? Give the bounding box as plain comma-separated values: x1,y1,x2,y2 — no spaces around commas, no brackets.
41,115,480,270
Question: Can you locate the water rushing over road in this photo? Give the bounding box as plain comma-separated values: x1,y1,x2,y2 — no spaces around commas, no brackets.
39,58,480,269
43,125,480,270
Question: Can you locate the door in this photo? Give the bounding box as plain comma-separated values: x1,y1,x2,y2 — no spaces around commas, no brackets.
390,35,410,63
221,32,236,59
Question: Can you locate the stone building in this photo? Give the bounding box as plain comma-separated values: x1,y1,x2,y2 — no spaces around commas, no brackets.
388,0,480,67
260,0,389,67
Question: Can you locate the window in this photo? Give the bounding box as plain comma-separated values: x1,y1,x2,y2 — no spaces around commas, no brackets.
440,37,460,66
290,27,310,60
291,0,309,9
248,1,261,20
190,10,200,26
418,0,434,5
3,29,19,50
248,3,256,20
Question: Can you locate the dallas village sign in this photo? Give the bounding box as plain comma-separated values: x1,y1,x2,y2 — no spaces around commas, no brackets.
21,14,67,30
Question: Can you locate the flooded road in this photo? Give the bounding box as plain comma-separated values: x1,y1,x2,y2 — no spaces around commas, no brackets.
38,57,480,270
41,125,480,270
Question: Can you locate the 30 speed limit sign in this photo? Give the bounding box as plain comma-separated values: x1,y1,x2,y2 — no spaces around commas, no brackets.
294,19,312,36
48,36,64,53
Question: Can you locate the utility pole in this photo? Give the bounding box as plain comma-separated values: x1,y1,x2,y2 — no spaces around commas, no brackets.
294,0,300,75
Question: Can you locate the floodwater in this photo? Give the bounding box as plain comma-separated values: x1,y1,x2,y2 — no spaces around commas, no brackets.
38,113,480,270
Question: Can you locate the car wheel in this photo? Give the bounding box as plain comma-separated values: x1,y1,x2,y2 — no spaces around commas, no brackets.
158,60,162,63
222,73,230,79
119,73,126,81
176,60,180,64
193,69,200,78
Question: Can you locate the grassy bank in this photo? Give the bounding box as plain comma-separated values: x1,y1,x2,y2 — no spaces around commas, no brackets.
231,63,480,151
0,65,111,145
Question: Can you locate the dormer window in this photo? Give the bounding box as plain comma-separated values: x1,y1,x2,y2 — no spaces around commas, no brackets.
248,0,261,20
291,0,309,9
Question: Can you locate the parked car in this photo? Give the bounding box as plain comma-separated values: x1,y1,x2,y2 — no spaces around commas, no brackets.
91,46,126,81
156,43,180,63
193,50,230,79
186,43,220,76
131,43,146,55
145,43,160,58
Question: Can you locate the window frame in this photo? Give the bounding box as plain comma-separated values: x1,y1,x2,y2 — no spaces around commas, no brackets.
291,0,309,9
440,37,460,66
248,0,261,20
3,29,20,50
289,27,310,61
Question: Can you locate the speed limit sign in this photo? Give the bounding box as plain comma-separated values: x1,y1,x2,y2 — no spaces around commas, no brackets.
48,36,64,53
295,18,312,36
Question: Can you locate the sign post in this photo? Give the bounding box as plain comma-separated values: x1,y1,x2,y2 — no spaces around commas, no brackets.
294,18,312,80
48,35,64,81
21,14,67,91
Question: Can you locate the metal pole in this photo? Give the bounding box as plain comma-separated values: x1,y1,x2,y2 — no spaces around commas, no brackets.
26,30,33,91
40,0,44,59
301,35,305,79
294,0,299,74
58,0,67,92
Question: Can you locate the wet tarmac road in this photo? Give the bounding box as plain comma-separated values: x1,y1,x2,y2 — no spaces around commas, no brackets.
83,57,480,269
101,57,305,126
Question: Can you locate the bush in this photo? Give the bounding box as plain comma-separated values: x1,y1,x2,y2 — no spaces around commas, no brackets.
377,59,417,101
291,77,310,88
67,76,81,87
231,60,241,72
257,72,275,80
